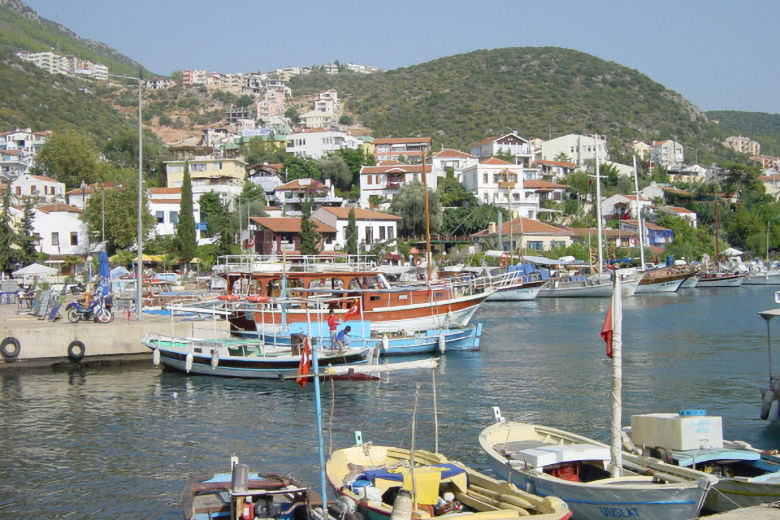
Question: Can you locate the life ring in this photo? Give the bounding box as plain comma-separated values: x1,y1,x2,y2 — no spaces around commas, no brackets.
1,337,21,361
630,237,637,246
500,253,508,268
218,294,241,301
414,257,422,266
246,295,269,303
68,340,85,362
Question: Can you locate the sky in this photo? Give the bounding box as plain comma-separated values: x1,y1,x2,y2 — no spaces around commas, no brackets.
22,0,780,114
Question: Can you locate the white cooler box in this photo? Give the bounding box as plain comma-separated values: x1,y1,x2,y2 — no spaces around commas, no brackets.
630,412,723,451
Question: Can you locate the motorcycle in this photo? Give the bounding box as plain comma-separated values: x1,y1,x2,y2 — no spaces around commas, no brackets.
66,294,113,323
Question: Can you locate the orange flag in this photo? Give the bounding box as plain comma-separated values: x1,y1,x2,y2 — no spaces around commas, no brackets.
601,303,613,359
296,339,311,388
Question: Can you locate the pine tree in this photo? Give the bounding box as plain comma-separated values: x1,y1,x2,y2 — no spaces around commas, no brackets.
346,207,358,255
299,199,319,255
174,162,197,264
16,198,38,265
0,187,16,272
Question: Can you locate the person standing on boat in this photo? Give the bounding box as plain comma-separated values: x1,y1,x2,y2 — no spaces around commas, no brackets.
327,309,340,348
335,325,351,352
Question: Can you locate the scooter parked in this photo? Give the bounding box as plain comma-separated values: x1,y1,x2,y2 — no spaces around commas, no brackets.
66,293,113,323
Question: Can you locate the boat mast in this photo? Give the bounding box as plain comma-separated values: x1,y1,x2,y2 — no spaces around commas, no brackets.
609,275,623,478
632,155,646,270
594,135,604,273
422,152,432,281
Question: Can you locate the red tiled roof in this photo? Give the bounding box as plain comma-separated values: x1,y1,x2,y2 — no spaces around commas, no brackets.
374,137,431,145
471,136,499,147
250,217,336,233
318,207,401,221
65,182,119,195
480,157,514,165
667,206,694,214
524,179,567,189
37,203,81,214
622,219,671,231
150,198,182,204
275,178,325,191
661,186,693,196
360,163,431,174
534,159,577,169
149,187,181,194
433,148,476,159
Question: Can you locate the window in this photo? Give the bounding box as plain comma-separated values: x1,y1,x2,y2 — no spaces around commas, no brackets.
528,241,543,250
388,227,394,241
365,226,373,245
551,240,566,249
70,232,78,246
379,226,385,240
155,211,165,223
191,163,206,171
169,211,179,226
51,232,59,246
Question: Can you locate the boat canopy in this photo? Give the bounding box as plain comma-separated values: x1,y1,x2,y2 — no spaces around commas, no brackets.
522,255,583,266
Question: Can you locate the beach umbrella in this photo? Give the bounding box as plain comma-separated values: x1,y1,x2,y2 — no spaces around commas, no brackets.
97,251,111,297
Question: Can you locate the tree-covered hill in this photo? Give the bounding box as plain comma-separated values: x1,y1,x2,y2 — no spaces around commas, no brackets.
0,0,151,78
291,47,740,164
707,110,780,157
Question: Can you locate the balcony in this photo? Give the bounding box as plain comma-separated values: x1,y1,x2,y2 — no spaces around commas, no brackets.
386,182,402,190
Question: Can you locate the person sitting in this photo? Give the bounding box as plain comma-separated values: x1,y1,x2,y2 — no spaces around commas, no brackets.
334,325,351,352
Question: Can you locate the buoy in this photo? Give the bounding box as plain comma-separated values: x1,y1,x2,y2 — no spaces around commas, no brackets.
0,336,21,361
152,348,160,366
211,349,219,370
381,334,389,351
769,400,780,422
67,340,85,363
438,332,446,353
246,295,269,303
185,351,194,373
218,294,240,301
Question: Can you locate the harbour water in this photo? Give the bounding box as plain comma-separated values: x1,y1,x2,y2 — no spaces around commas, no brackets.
2,285,779,518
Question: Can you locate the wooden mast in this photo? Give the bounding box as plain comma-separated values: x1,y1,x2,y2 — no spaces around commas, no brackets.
421,152,432,281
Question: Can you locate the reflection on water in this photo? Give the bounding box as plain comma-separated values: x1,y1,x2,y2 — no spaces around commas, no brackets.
1,285,778,517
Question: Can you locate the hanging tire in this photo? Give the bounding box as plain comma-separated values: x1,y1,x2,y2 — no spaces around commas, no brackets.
1,337,20,361
67,308,81,323
67,340,85,363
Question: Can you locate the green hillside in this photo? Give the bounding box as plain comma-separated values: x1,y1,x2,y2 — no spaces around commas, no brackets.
707,110,780,157
0,0,151,78
290,47,740,164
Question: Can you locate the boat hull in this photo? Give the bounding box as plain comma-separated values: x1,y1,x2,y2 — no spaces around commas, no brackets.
485,281,544,301
479,420,713,520
538,280,614,298
744,272,780,285
635,274,689,293
696,273,745,287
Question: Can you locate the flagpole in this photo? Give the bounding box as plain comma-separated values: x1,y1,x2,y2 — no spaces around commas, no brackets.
609,274,623,478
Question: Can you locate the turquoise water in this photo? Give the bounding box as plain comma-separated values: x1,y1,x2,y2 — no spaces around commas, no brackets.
1,285,779,518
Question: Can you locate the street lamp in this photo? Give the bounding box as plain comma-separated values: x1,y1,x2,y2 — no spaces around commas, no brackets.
109,72,144,319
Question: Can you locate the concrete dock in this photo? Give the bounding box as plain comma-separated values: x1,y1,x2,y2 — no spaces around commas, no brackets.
0,300,230,368
705,502,780,518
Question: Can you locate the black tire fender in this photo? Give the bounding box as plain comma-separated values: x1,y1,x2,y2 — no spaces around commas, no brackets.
67,340,85,363
1,336,20,361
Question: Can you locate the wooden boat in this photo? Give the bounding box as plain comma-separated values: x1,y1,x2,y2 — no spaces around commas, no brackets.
142,333,372,379
634,266,693,293
183,458,349,520
325,443,571,520
624,411,780,513
253,321,483,355
216,255,492,335
695,270,745,287
479,413,716,520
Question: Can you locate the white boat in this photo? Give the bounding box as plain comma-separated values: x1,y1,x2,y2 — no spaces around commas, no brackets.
479,411,716,519
624,411,780,513
696,271,745,287
759,305,780,422
634,266,694,293
537,272,639,298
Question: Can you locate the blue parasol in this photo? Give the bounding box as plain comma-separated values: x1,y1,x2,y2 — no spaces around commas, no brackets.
97,251,111,297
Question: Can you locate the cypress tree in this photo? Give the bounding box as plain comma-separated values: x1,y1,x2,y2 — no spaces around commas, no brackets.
346,207,358,255
0,186,15,272
174,162,197,264
299,199,319,255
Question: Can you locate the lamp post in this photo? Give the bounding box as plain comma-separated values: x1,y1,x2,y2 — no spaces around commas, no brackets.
109,73,144,319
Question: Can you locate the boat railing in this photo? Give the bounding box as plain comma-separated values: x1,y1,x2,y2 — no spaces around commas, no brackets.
216,254,377,274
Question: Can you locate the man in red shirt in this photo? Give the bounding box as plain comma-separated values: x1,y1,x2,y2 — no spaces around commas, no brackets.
327,309,339,348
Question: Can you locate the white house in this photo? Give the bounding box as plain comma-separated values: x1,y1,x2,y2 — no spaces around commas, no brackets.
540,134,609,167
460,158,539,218
651,140,684,168
533,159,578,182
660,205,698,228
11,173,65,203
247,163,284,196
0,128,49,178
359,161,434,207
431,148,478,183
147,187,202,242
470,133,535,167
65,182,119,210
164,157,247,209
312,206,401,250
32,203,88,256
286,129,361,159
271,178,342,216
600,194,653,220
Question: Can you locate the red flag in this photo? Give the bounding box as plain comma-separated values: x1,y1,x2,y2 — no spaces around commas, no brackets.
296,338,311,388
344,300,360,320
601,303,613,358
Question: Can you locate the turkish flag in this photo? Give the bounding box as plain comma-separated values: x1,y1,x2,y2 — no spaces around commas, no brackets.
344,301,360,320
601,304,613,359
